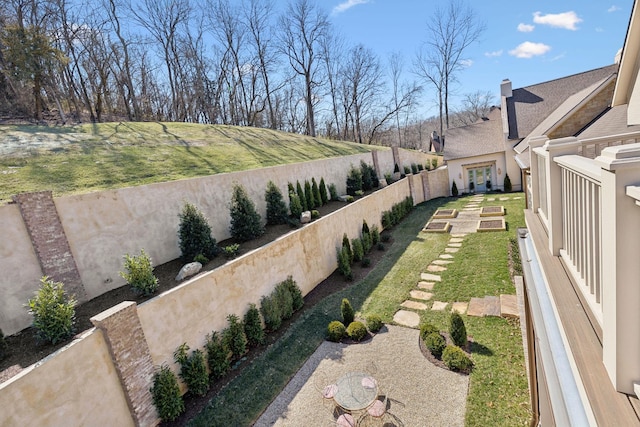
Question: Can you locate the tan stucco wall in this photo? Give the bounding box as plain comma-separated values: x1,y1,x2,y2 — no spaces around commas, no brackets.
0,204,43,335
424,168,450,199
398,149,439,170
1,148,433,336
137,179,413,370
0,329,133,426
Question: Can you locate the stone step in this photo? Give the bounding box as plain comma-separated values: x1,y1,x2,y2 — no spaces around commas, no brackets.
439,254,454,259
500,294,519,318
447,242,462,248
410,290,433,301
417,281,434,290
420,273,441,282
445,247,459,253
449,238,464,243
451,302,468,314
432,260,453,265
393,310,420,327
431,301,448,311
467,296,501,317
401,300,428,310
427,265,447,272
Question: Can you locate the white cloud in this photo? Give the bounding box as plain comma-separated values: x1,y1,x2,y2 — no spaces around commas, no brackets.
332,0,370,14
608,5,621,12
509,42,551,58
460,59,473,68
484,50,503,58
518,23,535,32
533,11,582,30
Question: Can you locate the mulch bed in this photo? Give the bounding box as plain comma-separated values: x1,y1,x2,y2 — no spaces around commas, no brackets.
418,332,473,376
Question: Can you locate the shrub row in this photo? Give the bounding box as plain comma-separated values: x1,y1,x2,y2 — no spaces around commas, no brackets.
420,313,473,373
152,276,304,421
381,196,414,229
326,298,383,342
346,161,379,196
337,220,382,281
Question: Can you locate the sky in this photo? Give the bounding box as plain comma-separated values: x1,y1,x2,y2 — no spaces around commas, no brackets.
280,0,635,115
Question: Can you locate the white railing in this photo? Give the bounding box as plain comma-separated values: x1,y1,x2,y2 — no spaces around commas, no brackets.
579,132,640,159
555,156,603,322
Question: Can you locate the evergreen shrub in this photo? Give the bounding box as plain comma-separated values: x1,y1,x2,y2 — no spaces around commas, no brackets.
275,281,294,320
230,184,264,242
243,303,265,347
289,192,303,219
504,173,512,192
151,365,184,422
265,181,288,225
366,315,383,333
260,293,281,331
341,298,355,325
452,181,459,197
284,276,304,311
420,322,439,341
411,163,418,174
342,233,353,263
327,321,346,342
442,345,473,372
193,254,209,264
223,314,248,360
346,166,363,196
449,312,468,348
319,178,328,205
370,225,380,245
178,202,218,261
337,247,353,280
205,331,230,379
328,183,339,201
223,244,240,259
173,343,209,396
312,178,322,208
27,276,76,344
346,321,367,342
425,332,446,358
296,181,307,211
304,180,314,211
120,249,159,296
352,238,364,262
361,257,371,267
362,232,372,254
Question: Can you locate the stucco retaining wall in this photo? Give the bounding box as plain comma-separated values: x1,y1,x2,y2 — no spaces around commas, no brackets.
0,329,134,426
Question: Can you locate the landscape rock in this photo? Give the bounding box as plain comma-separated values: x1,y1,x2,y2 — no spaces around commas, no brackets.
175,262,202,281
300,211,311,224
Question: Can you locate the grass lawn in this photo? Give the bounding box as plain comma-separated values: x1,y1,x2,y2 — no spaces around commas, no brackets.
190,194,531,426
0,122,379,203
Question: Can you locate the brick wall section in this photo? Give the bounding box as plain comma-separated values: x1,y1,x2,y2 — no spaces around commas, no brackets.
549,80,615,139
91,301,159,427
13,191,86,301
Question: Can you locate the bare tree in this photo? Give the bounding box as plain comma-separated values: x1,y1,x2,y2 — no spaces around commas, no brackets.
451,89,496,126
414,0,484,139
278,0,329,137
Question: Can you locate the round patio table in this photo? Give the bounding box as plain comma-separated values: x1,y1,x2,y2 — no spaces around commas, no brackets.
333,371,378,411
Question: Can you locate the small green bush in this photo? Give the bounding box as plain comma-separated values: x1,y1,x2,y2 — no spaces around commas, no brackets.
319,178,329,205
362,232,372,254
205,331,230,379
346,321,367,342
223,244,240,259
381,211,392,229
275,281,294,320
425,332,446,358
283,276,304,311
0,329,7,360
193,253,209,264
354,190,364,196
265,181,289,225
311,178,322,208
419,322,439,341
327,321,346,342
449,312,468,348
304,180,314,211
376,242,385,251
260,293,281,331
243,304,265,347
417,163,424,171
230,184,264,242
296,181,307,211
342,234,353,264
385,173,393,185
411,163,418,174
360,160,374,191
504,173,512,192
425,162,431,171
345,195,354,203
432,158,438,169
346,165,363,196
370,225,380,245
27,276,76,344
442,345,473,372
287,182,295,195
394,163,400,173
174,343,209,396
328,183,338,201
362,220,370,237
311,209,320,220
337,247,353,281
151,365,184,422
451,181,459,197
289,192,303,219
341,298,355,325
223,314,248,360
366,315,383,333
381,232,391,243
351,238,364,262
403,165,411,175
120,248,159,296
178,202,218,261
361,257,371,267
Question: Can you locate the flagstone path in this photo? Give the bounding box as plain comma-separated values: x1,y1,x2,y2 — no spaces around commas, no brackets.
394,195,520,327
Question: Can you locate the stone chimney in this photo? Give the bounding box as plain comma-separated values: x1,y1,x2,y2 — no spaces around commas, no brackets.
500,79,512,98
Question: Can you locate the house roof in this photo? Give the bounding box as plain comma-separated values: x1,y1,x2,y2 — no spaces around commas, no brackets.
514,74,616,154
443,111,504,161
577,104,640,139
506,64,619,141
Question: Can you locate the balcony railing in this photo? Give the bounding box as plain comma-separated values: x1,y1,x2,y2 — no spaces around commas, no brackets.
530,131,640,395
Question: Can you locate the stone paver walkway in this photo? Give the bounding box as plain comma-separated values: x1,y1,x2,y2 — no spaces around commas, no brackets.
395,195,520,325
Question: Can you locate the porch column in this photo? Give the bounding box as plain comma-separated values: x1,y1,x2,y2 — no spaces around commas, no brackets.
528,136,549,213
596,144,640,394
543,137,582,255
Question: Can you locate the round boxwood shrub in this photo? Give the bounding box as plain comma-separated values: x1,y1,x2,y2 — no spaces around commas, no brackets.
425,332,446,358
419,322,439,341
341,298,355,325
346,321,367,342
366,315,383,333
442,345,473,373
449,312,468,348
151,365,184,422
27,276,76,344
119,248,159,296
327,321,346,342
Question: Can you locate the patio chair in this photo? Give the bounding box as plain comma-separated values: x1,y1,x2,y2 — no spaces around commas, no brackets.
314,371,338,399
357,388,405,427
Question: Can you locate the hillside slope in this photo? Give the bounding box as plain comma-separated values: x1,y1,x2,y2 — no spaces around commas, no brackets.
0,122,380,203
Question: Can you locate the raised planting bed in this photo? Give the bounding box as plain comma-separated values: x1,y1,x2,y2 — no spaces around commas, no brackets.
423,221,451,233
432,208,458,219
480,206,505,217
477,218,506,232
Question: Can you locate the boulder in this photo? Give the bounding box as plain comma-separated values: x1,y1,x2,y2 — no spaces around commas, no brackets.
300,211,312,224
378,178,387,188
175,262,202,281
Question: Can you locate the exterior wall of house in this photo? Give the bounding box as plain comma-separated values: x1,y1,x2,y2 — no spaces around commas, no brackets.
549,80,616,139
446,153,508,194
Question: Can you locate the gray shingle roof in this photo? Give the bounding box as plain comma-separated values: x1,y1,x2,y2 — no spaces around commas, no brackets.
506,64,619,140
577,104,640,139
443,112,504,161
